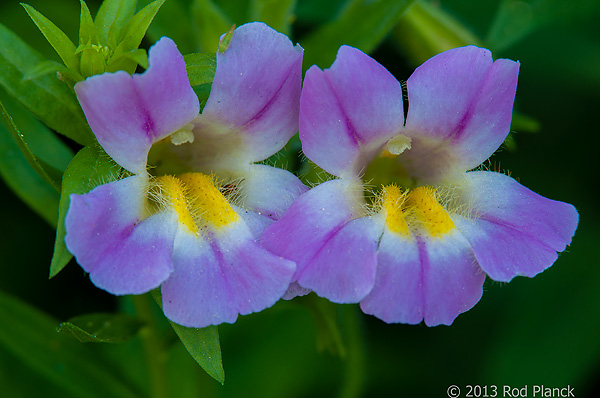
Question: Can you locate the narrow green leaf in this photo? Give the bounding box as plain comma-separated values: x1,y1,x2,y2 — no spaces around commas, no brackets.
511,111,541,134
138,0,196,53
170,323,224,384
0,114,59,226
151,290,224,384
301,0,415,68
393,0,483,66
21,3,80,73
0,344,67,398
0,98,61,191
112,0,166,68
95,0,137,47
184,53,216,86
191,0,233,53
57,313,145,343
249,0,296,35
0,291,140,398
0,91,74,174
486,0,600,52
107,48,148,73
80,47,106,77
217,24,235,54
50,145,121,278
23,59,80,85
0,22,94,145
79,0,99,45
0,87,73,226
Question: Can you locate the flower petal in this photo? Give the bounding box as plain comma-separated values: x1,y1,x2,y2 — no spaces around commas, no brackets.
198,22,303,163
300,46,404,177
420,231,485,326
282,282,311,300
161,222,295,328
238,163,308,220
361,229,485,326
75,37,199,173
297,215,383,303
454,171,578,281
232,204,274,240
403,46,519,178
360,232,423,324
65,175,177,294
160,231,233,327
261,179,365,280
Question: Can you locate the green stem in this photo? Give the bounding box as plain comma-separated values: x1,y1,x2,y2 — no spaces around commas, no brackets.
338,305,366,398
131,293,168,398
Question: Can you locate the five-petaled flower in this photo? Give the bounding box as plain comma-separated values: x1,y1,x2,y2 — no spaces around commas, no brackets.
261,45,579,326
65,22,306,328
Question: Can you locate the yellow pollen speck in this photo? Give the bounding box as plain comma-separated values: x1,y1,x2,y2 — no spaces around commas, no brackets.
179,173,239,228
382,185,410,236
156,175,197,234
405,186,455,237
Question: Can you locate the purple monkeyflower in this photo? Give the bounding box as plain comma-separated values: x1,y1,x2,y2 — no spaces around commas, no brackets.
261,45,578,326
66,23,305,328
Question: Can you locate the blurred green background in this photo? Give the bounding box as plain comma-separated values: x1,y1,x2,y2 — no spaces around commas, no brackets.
1,0,599,397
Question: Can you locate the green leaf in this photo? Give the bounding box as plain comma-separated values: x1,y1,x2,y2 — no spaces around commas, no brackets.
511,111,541,134
393,0,483,66
107,48,148,73
0,88,73,173
301,0,415,68
79,0,99,45
191,0,233,53
0,105,59,226
0,290,141,398
0,97,61,191
0,22,94,145
0,344,67,398
110,0,166,74
95,0,137,48
0,87,73,226
184,53,216,86
262,132,302,173
50,145,121,278
80,47,106,77
23,59,81,85
151,290,224,384
486,0,600,52
21,3,80,73
118,0,166,53
57,313,145,343
249,0,296,35
217,24,235,54
170,322,224,384
138,0,196,53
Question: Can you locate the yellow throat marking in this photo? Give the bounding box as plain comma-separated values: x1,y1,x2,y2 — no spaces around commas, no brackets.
156,173,238,234
382,185,410,236
382,185,455,237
